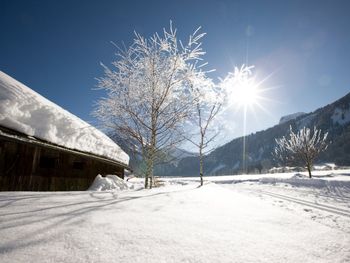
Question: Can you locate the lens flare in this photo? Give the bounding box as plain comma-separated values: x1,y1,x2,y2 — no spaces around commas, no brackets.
221,65,278,174
232,80,259,107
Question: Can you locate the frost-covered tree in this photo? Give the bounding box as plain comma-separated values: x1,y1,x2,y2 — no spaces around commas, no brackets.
273,126,329,178
186,72,223,186
184,65,257,185
94,22,208,188
185,65,256,185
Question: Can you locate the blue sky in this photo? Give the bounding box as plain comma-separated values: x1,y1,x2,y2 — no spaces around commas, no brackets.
1,0,350,149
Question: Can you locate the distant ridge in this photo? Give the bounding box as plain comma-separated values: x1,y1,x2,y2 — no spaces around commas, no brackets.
279,112,306,124
158,92,350,176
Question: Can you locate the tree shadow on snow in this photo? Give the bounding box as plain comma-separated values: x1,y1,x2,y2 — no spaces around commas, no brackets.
0,186,197,256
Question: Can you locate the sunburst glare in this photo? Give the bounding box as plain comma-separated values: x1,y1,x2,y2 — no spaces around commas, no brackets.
233,78,259,107
221,64,280,117
220,65,278,173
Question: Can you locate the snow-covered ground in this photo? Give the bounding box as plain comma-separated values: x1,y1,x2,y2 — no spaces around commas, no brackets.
0,170,349,263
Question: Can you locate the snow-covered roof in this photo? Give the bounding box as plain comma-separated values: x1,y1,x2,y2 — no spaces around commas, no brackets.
0,71,129,166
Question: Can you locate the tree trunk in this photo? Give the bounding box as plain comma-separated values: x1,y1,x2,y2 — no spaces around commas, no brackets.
149,159,154,189
149,131,156,189
144,126,156,190
144,157,149,188
144,154,154,189
307,163,312,178
144,174,149,188
199,144,204,186
199,159,203,186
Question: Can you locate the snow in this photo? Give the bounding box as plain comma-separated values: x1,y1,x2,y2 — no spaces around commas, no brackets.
210,163,226,173
314,163,336,170
259,173,350,188
88,174,128,191
331,107,350,125
1,170,349,262
185,169,350,184
296,113,316,129
270,163,337,173
279,112,306,124
0,71,129,165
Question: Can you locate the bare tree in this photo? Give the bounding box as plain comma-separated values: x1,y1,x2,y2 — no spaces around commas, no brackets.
94,22,208,188
186,72,222,186
185,65,256,186
273,126,329,178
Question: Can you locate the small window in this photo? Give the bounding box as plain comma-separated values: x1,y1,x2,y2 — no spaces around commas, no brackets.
72,161,85,170
39,156,56,169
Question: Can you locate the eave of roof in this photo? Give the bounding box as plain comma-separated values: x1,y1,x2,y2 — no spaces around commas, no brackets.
0,126,131,170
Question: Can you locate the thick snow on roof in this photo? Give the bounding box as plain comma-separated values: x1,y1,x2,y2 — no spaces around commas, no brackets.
0,71,129,165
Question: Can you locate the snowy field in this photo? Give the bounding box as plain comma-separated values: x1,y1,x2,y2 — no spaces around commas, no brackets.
1,170,350,263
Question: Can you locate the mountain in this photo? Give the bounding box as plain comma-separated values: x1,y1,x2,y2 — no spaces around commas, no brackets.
167,147,199,160
279,112,306,124
159,92,350,176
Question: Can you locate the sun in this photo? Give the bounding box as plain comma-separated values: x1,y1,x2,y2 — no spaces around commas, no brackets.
233,80,260,107
223,65,264,109
221,64,276,114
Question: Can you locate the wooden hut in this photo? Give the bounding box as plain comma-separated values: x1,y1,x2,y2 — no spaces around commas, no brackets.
0,71,129,191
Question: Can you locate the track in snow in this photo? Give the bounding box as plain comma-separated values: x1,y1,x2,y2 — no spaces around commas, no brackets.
252,189,350,218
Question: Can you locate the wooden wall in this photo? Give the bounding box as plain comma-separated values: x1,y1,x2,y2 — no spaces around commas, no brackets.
0,138,124,191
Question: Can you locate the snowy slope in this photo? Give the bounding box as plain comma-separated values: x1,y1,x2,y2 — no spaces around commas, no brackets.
0,171,349,263
331,107,350,125
0,71,129,165
164,92,350,177
279,112,306,124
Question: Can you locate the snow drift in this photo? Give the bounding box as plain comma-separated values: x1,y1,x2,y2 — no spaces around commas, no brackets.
0,71,129,165
259,173,350,188
88,174,128,191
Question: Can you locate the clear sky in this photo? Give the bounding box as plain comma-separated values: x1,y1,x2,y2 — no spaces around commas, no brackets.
1,0,350,149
